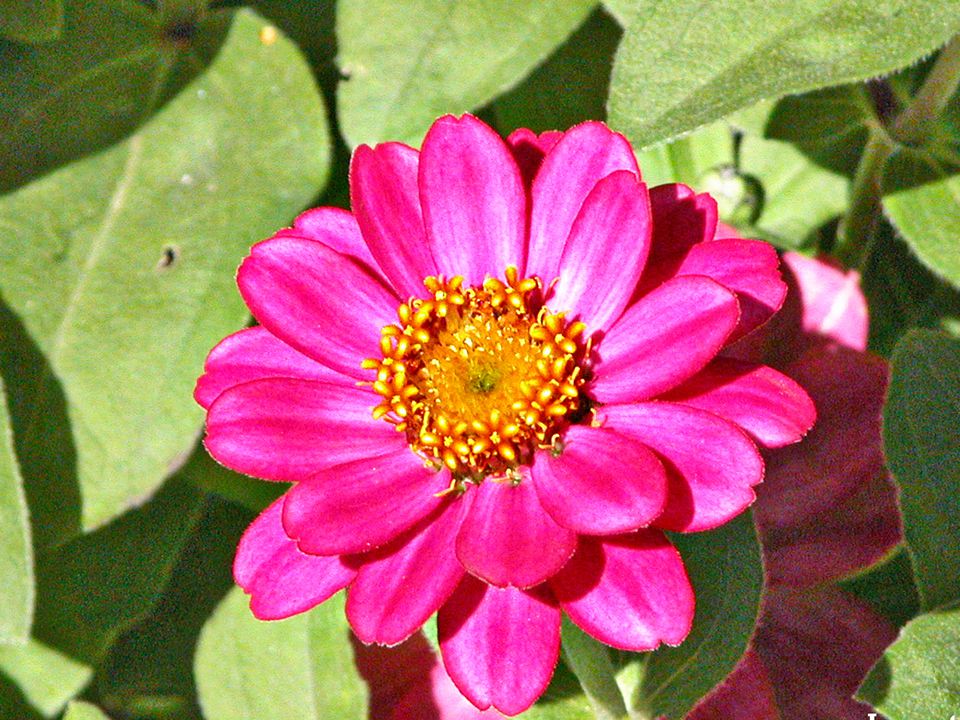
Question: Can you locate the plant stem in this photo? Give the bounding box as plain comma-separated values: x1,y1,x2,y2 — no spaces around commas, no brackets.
561,618,631,720
836,124,893,268
892,34,960,146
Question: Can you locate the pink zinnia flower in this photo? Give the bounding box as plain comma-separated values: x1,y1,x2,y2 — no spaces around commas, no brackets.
195,115,816,716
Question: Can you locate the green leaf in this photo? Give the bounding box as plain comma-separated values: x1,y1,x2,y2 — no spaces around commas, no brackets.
62,701,110,720
634,121,734,188
883,149,960,288
608,0,960,149
196,587,368,720
737,133,850,247
32,477,205,665
0,639,91,717
336,0,597,147
620,512,763,719
841,547,921,629
0,8,329,543
858,606,960,716
884,330,960,611
0,0,226,191
521,661,595,719
0,374,31,644
0,0,63,43
494,7,621,133
96,489,251,720
861,224,960,356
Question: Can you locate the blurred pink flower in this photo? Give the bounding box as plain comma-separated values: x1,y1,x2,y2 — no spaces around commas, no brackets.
196,115,814,715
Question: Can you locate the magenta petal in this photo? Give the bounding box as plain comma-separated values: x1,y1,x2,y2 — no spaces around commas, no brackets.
551,532,694,651
528,122,639,282
282,449,450,555
755,587,896,719
194,326,352,410
205,378,404,482
347,502,466,645
674,238,787,342
592,276,740,403
663,357,816,448
273,206,379,270
234,498,356,620
531,425,666,535
439,577,560,715
351,142,437,297
237,237,398,378
600,402,764,532
506,128,562,188
687,649,779,720
420,114,526,283
550,171,652,332
455,476,576,588
783,251,868,351
647,183,719,263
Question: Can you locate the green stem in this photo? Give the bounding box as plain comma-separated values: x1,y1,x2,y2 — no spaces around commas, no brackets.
892,34,960,146
836,124,894,268
561,618,631,720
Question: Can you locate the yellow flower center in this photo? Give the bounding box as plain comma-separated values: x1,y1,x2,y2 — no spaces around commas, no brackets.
364,267,589,481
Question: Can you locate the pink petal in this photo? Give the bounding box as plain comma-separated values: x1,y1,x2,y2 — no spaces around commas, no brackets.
663,357,816,449
550,532,694,651
647,183,718,264
205,378,403,482
439,577,560,715
506,128,562,188
194,326,352,410
272,206,379,271
420,114,526,284
527,122,639,282
282,448,450,555
351,142,437,297
755,587,896,719
600,402,764,532
672,239,786,342
592,276,740,404
687,649,779,720
755,344,901,585
237,237,398,378
783,251,868,351
531,425,666,535
347,501,466,645
455,475,576,588
234,497,356,620
549,171,652,332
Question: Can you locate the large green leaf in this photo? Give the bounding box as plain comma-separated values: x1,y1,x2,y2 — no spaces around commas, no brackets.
336,0,596,147
0,8,329,542
884,331,960,611
608,0,960,149
0,0,226,191
619,513,763,719
634,121,733,189
0,639,91,718
0,0,63,43
196,587,368,720
858,606,960,717
96,490,250,720
494,7,621,133
32,477,204,665
0,374,31,644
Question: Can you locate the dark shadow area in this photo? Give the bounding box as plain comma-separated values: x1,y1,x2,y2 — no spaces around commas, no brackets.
0,290,81,549
0,1,230,193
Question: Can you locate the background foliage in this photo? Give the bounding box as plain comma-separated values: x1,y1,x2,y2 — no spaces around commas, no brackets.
1,1,958,718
